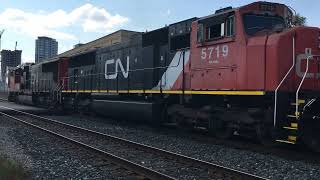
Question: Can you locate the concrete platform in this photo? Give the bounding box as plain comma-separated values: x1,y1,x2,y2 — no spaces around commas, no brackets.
0,101,55,116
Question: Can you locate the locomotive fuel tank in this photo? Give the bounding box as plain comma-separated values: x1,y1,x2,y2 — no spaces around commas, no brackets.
16,95,33,105
91,99,161,122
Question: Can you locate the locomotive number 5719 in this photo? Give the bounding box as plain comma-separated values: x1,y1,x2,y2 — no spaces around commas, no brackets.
200,45,229,64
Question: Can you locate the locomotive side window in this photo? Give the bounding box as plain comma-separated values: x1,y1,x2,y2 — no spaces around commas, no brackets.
197,12,235,43
226,15,235,37
208,23,224,39
197,24,204,43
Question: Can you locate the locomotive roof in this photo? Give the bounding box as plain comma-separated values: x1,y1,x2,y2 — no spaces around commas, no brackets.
58,29,140,57
38,29,141,63
35,49,97,66
197,1,287,22
169,17,198,26
197,7,236,22
144,17,198,35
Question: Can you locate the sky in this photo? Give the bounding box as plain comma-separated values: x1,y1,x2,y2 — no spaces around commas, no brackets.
0,0,319,63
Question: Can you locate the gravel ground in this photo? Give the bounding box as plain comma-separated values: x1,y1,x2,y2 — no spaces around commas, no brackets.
18,115,220,179
0,120,33,176
0,117,143,179
45,114,320,180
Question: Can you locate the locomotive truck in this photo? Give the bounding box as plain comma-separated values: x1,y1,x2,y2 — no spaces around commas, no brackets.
8,1,320,151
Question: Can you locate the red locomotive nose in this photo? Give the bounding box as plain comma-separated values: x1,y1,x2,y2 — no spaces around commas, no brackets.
265,27,320,93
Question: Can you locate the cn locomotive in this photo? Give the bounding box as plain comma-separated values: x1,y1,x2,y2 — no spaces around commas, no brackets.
7,1,320,151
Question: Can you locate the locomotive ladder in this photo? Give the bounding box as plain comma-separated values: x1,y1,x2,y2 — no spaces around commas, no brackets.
275,51,318,144
51,84,63,105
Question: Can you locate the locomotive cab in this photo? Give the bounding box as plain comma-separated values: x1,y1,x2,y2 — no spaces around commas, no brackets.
7,67,23,101
190,1,294,90
190,1,320,150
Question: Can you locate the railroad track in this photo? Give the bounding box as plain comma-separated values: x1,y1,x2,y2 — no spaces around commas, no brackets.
0,98,8,101
0,105,268,180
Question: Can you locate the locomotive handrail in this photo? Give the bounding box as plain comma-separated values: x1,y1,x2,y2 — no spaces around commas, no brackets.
273,36,295,127
295,55,319,118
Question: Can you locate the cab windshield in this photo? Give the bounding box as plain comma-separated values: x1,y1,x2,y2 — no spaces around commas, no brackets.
243,14,286,35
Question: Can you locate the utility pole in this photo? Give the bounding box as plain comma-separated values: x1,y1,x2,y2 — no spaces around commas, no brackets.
0,29,4,85
0,29,4,51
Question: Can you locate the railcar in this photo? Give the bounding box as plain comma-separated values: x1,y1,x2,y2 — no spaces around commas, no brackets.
8,1,320,151
8,63,33,103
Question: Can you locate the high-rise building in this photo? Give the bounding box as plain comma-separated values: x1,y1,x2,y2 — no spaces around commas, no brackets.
1,50,22,82
35,36,58,63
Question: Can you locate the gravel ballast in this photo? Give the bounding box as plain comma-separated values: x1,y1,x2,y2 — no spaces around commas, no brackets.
0,117,142,179
44,114,320,180
1,108,320,179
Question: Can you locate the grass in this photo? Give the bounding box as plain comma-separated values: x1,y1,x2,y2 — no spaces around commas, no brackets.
0,157,28,180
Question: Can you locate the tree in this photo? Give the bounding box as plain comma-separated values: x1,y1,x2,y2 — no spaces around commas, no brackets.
294,13,306,26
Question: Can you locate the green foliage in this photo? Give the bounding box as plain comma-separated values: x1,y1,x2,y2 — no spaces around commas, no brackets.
294,13,306,26
0,157,28,180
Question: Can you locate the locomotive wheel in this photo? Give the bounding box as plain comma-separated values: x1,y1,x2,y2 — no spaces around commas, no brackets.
159,104,168,124
208,117,233,139
254,109,275,146
215,124,233,139
307,138,320,153
170,112,193,131
301,116,320,153
302,130,320,153
255,123,274,146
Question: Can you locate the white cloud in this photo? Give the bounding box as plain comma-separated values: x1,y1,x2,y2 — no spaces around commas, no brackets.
71,4,129,33
0,4,129,40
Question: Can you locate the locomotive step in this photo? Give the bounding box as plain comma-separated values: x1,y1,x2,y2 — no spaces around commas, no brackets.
288,135,297,141
287,114,299,118
276,136,297,144
283,123,298,130
290,99,306,106
291,103,304,106
287,112,301,118
276,139,296,144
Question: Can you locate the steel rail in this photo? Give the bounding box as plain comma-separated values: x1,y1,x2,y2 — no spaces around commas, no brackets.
0,111,175,180
0,105,268,180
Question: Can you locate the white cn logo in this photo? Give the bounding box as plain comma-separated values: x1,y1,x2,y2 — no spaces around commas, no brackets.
105,56,130,80
296,48,320,79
